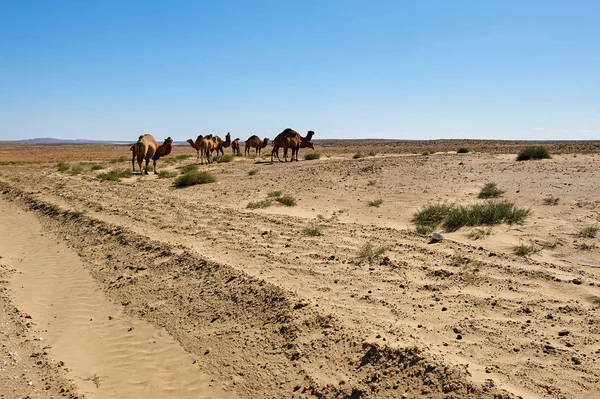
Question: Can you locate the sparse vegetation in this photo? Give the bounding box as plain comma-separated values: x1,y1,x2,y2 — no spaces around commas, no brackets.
468,227,492,240
97,169,133,182
575,242,597,251
180,164,198,174
357,242,387,264
353,153,363,159
368,199,383,207
276,194,296,207
413,201,530,231
367,180,377,186
302,225,323,236
69,165,84,175
421,151,430,156
57,162,69,172
368,151,376,157
215,154,233,163
478,183,505,199
516,146,551,161
513,243,541,256
304,152,321,160
173,170,216,187
248,169,258,176
457,147,469,153
109,155,127,163
90,164,104,171
267,191,282,198
543,196,559,205
247,199,272,209
158,170,178,179
84,373,102,388
578,225,598,238
176,154,193,160
416,224,435,235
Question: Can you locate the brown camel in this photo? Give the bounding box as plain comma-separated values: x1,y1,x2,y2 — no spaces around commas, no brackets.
244,135,269,157
133,134,173,175
271,129,315,162
231,138,241,156
188,135,216,164
213,132,231,156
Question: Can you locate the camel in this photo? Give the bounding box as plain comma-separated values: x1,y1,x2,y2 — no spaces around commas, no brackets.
187,134,217,164
133,134,173,175
231,138,241,156
244,136,269,157
271,129,315,162
213,132,231,157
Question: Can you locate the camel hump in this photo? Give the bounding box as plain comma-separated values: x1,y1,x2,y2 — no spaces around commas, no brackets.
248,135,259,140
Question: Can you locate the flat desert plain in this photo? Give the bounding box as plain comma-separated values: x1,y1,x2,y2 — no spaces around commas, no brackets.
0,140,599,399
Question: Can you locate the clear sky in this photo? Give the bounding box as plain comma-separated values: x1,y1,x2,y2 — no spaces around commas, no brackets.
1,0,599,141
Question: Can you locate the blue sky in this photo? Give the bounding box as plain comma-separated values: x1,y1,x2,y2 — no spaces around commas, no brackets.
1,0,599,141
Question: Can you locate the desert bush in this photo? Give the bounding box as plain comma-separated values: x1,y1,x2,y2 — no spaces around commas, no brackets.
543,196,559,205
57,162,69,172
575,242,597,251
158,170,178,179
357,242,387,264
516,146,551,161
367,180,377,186
248,169,258,176
368,199,383,207
578,225,598,238
421,151,430,156
69,165,84,175
247,199,272,209
97,169,133,182
180,164,199,174
173,170,216,187
90,164,104,171
416,224,435,235
267,191,282,198
478,183,505,199
513,243,540,256
276,194,296,207
302,225,323,236
304,152,321,160
353,153,363,159
368,151,376,157
413,201,530,231
457,148,469,153
468,227,492,240
215,154,233,163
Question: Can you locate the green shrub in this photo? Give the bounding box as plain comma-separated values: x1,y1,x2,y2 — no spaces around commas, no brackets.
353,153,363,159
180,164,199,174
357,242,387,264
69,165,84,175
367,180,377,186
247,199,272,209
248,169,258,176
97,169,133,182
543,196,559,205
158,170,178,179
304,152,321,160
413,201,530,231
368,199,383,207
176,154,192,160
421,151,430,156
57,162,69,172
514,243,540,256
416,225,435,235
90,164,104,171
457,148,469,153
215,154,233,163
478,183,505,199
267,191,282,198
578,225,598,238
276,194,296,207
516,146,551,161
174,170,216,187
302,225,323,236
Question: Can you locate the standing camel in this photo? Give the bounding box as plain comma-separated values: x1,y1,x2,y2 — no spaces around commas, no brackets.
133,134,173,175
244,136,269,157
271,129,315,162
213,132,231,157
188,135,216,164
231,138,241,156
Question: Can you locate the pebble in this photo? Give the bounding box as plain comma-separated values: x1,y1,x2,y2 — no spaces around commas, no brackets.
572,279,583,285
558,330,570,337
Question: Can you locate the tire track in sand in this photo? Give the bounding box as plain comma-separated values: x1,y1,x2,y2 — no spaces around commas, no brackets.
0,199,236,399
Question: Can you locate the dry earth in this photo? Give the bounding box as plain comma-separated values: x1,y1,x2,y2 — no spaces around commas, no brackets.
0,140,599,399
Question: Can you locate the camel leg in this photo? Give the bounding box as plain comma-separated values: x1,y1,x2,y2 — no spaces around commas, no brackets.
144,158,149,175
132,154,135,172
153,159,158,174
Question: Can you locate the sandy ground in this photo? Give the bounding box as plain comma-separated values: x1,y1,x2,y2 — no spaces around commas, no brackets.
0,141,599,398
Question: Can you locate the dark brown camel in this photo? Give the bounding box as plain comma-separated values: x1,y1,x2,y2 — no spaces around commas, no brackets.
271,129,315,162
244,136,269,156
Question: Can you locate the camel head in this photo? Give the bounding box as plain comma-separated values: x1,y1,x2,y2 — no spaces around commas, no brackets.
163,137,173,146
301,141,314,150
305,130,315,141
186,139,194,145
261,138,269,148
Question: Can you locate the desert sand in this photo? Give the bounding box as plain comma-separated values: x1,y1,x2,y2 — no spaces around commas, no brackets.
0,140,599,399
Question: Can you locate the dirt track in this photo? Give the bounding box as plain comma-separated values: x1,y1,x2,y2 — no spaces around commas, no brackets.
0,142,599,398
